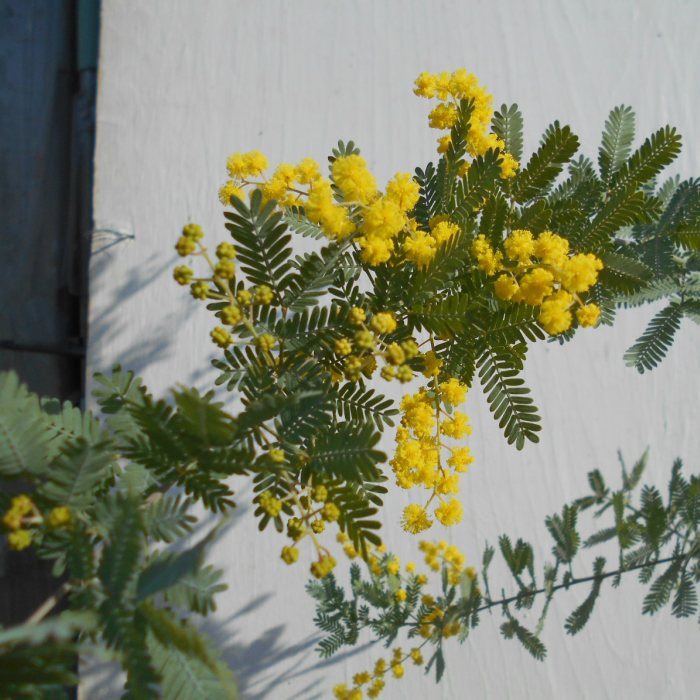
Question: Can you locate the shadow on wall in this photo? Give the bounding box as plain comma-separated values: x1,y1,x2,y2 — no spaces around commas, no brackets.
88,243,193,378
199,604,375,700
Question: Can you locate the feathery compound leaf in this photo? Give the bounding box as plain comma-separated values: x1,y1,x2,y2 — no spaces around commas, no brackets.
598,251,653,294
478,191,509,248
39,439,116,508
332,383,398,431
98,495,144,599
452,149,503,222
283,206,326,239
477,344,541,450
40,397,104,460
146,624,235,700
143,494,197,544
500,618,547,661
92,365,148,441
565,557,606,635
492,103,524,164
512,122,579,204
611,125,682,194
624,301,684,373
599,106,636,188
643,559,682,615
671,570,698,619
305,422,385,482
571,185,647,252
224,190,293,296
545,505,580,563
0,371,51,477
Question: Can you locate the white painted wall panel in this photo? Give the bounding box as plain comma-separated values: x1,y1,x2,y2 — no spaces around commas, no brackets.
86,2,700,698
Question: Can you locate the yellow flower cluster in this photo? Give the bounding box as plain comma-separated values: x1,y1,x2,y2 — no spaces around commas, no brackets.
393,378,475,533
333,308,421,383
413,69,519,178
2,496,72,551
334,646,424,699
472,229,604,335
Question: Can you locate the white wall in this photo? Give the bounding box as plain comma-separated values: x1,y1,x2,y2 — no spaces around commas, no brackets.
86,1,700,698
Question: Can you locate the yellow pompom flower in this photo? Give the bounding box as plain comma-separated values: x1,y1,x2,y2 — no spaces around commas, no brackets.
215,260,236,279
538,290,574,335
335,338,353,356
322,502,341,522
519,268,555,305
504,229,535,263
560,253,604,293
236,289,252,305
428,102,458,130
413,71,437,98
435,498,464,526
362,198,405,239
269,448,285,463
577,303,601,328
175,236,196,257
8,530,32,551
348,307,366,324
406,561,416,573
182,223,204,241
385,343,406,366
410,648,424,666
447,446,475,472
385,172,420,212
358,234,394,265
401,504,433,534
331,154,378,205
439,378,468,406
434,70,452,101
370,312,397,335
494,274,520,301
243,150,269,176
47,507,71,528
295,157,321,184
534,230,569,266
404,230,437,268
281,546,299,565
254,285,274,304
500,152,519,178
437,134,452,154
431,221,460,246
256,334,276,352
354,330,375,350
441,411,472,439
216,242,236,260
220,305,243,326
190,281,210,300
344,543,358,560
381,366,397,381
312,485,328,502
173,266,193,286
311,520,325,534
219,180,245,206
421,351,443,378
395,589,407,602
397,366,413,383
353,671,372,686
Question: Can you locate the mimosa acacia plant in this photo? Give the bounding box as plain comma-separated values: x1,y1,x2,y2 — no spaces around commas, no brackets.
2,70,699,699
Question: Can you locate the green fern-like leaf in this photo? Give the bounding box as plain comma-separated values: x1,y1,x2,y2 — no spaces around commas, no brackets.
492,103,524,164
0,371,52,478
283,206,326,239
512,122,579,203
305,422,385,483
500,618,546,661
623,301,684,373
565,557,606,635
39,439,116,509
476,344,541,449
332,383,398,431
571,185,646,252
598,250,653,294
224,190,293,297
611,125,682,194
599,105,636,188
